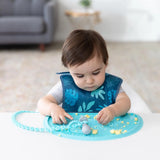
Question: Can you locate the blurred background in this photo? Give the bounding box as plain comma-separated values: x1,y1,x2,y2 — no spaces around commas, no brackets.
0,0,159,113
56,0,160,41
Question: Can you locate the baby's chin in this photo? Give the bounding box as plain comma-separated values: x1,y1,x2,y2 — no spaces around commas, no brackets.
82,86,99,92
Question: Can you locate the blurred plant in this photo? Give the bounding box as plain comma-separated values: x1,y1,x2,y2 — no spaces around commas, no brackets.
79,0,92,8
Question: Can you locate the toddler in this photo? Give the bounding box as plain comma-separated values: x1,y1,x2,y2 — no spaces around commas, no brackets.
37,29,131,125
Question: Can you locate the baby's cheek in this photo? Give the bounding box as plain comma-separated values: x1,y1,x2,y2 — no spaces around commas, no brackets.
96,78,104,87
99,75,106,85
75,81,83,89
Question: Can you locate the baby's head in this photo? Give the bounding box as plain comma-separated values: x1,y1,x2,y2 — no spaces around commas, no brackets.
62,29,109,91
62,29,108,67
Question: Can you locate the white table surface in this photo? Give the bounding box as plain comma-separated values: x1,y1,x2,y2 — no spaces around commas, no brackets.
0,112,160,160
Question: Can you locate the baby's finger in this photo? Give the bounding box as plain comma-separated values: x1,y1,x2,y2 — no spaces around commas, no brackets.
64,112,73,120
98,111,108,124
96,111,103,121
101,116,110,125
97,114,105,124
51,113,56,124
52,116,57,124
54,116,62,124
59,115,67,124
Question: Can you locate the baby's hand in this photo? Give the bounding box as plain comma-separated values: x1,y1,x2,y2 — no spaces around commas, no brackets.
96,106,115,125
50,105,73,124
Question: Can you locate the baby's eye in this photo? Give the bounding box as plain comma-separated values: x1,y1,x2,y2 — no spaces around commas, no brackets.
76,74,84,78
92,71,100,75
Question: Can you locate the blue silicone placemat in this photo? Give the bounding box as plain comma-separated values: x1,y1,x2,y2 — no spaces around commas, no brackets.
44,112,143,141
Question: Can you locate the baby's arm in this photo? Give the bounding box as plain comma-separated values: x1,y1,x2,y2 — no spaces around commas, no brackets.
96,92,131,125
37,95,73,124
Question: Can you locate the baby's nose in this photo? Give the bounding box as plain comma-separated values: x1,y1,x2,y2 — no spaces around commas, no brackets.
86,76,94,84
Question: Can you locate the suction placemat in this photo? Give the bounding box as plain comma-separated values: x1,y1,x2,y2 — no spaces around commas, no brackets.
44,113,143,140
12,111,143,141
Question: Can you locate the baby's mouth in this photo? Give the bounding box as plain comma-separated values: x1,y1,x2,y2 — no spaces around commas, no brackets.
85,86,97,91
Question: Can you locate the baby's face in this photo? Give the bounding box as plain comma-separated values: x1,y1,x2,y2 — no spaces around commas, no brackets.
68,56,107,91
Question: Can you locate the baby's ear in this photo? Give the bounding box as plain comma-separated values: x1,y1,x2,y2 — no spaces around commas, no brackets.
105,61,108,67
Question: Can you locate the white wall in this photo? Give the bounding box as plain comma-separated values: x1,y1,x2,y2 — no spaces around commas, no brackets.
54,0,160,42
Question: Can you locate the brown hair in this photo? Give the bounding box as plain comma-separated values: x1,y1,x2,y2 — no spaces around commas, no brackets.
61,29,108,67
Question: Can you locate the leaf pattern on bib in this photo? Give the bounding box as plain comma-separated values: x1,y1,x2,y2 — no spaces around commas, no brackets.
78,101,95,112
91,86,105,100
64,89,78,106
107,89,117,103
